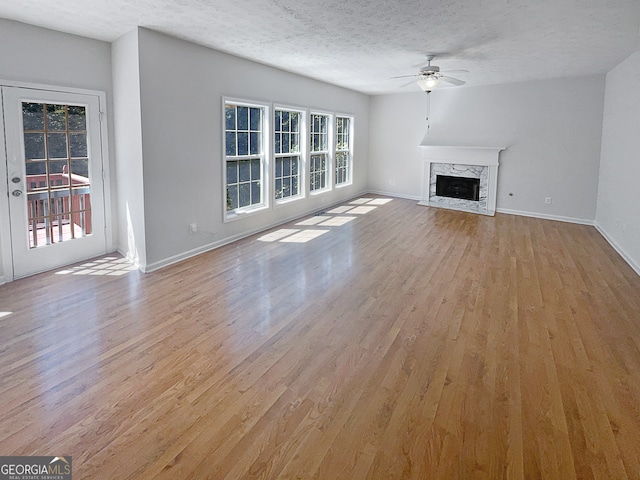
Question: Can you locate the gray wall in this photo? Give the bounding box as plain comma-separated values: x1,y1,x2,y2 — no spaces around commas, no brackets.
368,76,606,223
0,18,112,91
596,50,640,274
127,28,370,270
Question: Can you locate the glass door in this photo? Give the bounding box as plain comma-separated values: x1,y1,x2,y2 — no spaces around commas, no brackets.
3,87,106,278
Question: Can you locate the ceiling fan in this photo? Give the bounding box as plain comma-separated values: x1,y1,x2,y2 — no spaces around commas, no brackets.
394,55,467,92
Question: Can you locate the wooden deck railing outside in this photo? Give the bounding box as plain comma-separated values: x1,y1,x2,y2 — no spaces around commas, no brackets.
26,173,92,247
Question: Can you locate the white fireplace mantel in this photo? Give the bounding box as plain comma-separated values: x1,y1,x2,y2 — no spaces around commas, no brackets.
418,145,505,216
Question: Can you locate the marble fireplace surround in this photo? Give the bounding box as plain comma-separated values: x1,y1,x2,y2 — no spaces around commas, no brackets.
418,146,504,216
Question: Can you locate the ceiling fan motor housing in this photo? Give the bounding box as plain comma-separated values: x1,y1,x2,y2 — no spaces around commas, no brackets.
420,65,440,75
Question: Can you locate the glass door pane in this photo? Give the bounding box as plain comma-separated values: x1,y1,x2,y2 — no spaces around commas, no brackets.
22,102,92,248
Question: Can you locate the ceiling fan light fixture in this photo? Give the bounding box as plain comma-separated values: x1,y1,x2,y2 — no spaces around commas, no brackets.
417,74,440,92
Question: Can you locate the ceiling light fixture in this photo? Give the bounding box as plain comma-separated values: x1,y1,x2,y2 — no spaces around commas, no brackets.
417,74,440,92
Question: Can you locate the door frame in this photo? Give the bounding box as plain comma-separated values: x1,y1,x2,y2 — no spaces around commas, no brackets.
0,79,113,283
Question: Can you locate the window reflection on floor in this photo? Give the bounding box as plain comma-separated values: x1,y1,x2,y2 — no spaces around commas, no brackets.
258,197,392,243
55,256,137,276
258,229,301,242
325,206,353,214
296,217,326,226
316,216,355,227
280,229,329,243
344,206,376,214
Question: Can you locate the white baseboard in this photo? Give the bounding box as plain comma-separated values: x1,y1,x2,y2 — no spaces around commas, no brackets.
144,233,252,273
366,189,421,201
0,275,7,286
115,247,146,272
594,223,640,277
496,208,594,226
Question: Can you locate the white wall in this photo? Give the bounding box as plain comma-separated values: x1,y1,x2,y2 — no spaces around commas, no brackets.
369,76,606,223
111,30,147,268
0,18,113,283
130,28,369,270
596,51,640,274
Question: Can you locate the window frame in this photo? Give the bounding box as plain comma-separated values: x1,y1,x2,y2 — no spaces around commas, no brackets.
309,111,333,195
273,105,306,205
222,97,270,222
334,114,354,188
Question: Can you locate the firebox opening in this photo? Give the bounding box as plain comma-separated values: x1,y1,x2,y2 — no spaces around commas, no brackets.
436,175,480,201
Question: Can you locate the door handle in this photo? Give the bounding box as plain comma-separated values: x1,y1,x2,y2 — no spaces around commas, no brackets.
11,177,21,183
12,190,22,197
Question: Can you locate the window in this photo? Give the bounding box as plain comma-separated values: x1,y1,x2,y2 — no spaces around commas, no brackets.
275,108,303,201
222,101,353,218
310,113,330,192
335,116,352,186
224,101,267,214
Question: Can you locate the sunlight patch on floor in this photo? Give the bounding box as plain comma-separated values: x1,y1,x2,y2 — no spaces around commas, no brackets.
318,216,356,227
258,229,301,242
350,197,373,205
296,217,326,226
367,198,393,205
345,206,377,214
0,312,13,319
326,206,353,214
55,256,137,276
258,197,392,243
280,229,329,243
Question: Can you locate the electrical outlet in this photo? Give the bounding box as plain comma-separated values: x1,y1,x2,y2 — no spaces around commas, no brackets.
545,197,552,205
189,223,197,234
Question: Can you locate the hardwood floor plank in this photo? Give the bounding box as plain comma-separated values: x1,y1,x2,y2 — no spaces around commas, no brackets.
2,196,640,479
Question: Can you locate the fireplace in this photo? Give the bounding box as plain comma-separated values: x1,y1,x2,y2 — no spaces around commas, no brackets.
436,175,480,201
418,146,504,216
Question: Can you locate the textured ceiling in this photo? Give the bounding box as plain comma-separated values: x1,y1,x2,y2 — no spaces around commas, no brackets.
1,0,639,94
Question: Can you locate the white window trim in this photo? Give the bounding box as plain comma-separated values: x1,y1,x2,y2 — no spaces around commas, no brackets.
309,110,333,195
222,97,270,222
334,113,354,188
273,105,307,206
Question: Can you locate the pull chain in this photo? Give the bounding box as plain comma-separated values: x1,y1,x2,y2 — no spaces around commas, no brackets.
425,91,431,134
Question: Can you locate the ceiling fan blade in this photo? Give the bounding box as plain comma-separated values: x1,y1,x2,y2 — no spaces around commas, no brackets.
441,69,469,74
391,74,418,79
399,79,418,88
440,76,465,86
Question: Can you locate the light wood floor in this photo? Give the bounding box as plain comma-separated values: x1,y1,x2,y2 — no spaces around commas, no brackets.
1,196,640,479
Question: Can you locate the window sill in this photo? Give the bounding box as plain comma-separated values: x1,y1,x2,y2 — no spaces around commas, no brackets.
224,204,268,223
275,194,305,207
